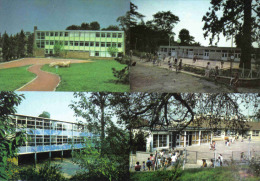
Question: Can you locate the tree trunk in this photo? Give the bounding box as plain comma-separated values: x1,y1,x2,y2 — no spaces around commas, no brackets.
100,95,105,156
239,0,252,69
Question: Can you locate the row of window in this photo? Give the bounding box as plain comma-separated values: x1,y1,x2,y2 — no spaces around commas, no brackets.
161,48,241,53
25,135,87,146
252,130,259,136
36,41,122,48
153,131,212,148
37,32,123,39
16,119,86,132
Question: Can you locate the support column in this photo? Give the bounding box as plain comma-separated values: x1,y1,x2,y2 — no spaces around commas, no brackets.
211,132,213,144
49,151,51,161
199,131,201,145
34,152,37,168
184,131,186,148
61,150,63,163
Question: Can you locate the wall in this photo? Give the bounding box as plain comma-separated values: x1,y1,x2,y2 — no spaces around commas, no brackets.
33,48,45,57
62,51,90,59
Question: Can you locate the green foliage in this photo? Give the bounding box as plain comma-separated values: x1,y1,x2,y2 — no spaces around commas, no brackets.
131,131,146,153
0,92,24,180
53,42,64,56
249,159,260,177
112,66,129,84
2,32,9,61
17,30,26,58
178,29,195,45
18,163,67,181
41,60,129,92
107,46,119,57
38,111,50,118
102,25,120,31
27,33,34,56
71,138,128,181
66,21,101,30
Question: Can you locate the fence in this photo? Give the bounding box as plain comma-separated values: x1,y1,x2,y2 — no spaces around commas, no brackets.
184,150,260,166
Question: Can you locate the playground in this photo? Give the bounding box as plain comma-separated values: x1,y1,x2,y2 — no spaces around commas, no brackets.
130,56,260,93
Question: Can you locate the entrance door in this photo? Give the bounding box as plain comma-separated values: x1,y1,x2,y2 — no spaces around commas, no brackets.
172,132,177,148
189,133,192,146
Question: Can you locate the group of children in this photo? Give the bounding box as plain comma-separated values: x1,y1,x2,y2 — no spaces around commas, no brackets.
168,57,182,72
134,150,181,172
201,154,224,168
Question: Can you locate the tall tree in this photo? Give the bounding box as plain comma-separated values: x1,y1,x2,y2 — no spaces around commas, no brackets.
150,11,180,34
2,32,9,61
178,29,195,45
89,21,100,30
66,25,80,30
80,22,90,30
38,111,50,118
202,0,259,69
70,92,111,155
102,25,120,31
27,33,34,56
0,91,25,180
17,30,26,58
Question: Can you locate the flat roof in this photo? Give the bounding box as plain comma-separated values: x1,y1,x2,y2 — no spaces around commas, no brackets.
35,30,124,33
12,114,79,124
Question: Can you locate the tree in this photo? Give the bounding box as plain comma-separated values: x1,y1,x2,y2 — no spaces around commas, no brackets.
17,30,26,58
53,42,64,56
150,11,180,34
27,33,34,56
70,92,111,155
102,25,120,31
124,93,257,134
202,0,259,69
178,29,195,45
0,91,25,180
38,111,50,118
89,21,100,30
107,46,118,57
2,32,10,61
66,25,80,30
80,22,90,30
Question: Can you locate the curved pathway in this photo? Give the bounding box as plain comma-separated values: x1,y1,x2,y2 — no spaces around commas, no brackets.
17,64,60,91
0,58,92,91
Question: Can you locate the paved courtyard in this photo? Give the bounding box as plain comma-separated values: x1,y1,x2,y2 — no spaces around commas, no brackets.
130,56,260,93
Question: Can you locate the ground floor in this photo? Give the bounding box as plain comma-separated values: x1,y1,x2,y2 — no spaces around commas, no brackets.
159,46,259,63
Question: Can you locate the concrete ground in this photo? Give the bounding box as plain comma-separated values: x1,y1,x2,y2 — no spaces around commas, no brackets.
130,139,260,171
130,56,260,93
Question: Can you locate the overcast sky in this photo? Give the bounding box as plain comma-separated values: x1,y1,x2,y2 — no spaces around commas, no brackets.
132,0,258,48
0,0,129,35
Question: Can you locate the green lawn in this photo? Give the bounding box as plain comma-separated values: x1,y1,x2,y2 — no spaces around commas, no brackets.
41,60,130,92
130,167,259,181
0,65,36,90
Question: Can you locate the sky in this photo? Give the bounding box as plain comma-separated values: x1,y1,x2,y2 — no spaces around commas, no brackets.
14,92,257,124
132,0,258,48
0,0,129,35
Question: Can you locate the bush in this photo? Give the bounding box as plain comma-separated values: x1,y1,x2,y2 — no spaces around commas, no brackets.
249,159,260,177
112,67,129,84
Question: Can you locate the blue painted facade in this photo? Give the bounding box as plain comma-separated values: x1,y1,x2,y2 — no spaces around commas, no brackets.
12,114,95,155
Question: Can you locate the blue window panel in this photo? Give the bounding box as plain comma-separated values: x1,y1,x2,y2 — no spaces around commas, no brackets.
26,129,35,134
44,129,52,135
73,132,81,136
63,131,73,136
26,146,37,153
74,143,84,149
18,146,27,154
63,144,72,150
35,129,44,135
52,130,62,135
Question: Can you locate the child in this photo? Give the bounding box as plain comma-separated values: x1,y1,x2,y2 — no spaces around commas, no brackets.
146,158,152,171
142,161,145,171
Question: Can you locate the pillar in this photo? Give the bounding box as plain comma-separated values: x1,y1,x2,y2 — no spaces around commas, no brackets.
61,150,63,162
199,131,201,145
184,131,186,147
34,152,37,168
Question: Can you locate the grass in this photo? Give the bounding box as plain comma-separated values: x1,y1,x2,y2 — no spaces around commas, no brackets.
130,167,259,181
41,60,130,92
0,65,36,90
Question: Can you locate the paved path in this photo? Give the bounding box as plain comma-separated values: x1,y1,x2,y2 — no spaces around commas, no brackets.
17,65,60,91
0,58,91,91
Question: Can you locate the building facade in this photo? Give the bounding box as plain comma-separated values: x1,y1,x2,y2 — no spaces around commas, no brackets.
11,114,95,155
159,45,258,62
34,27,125,58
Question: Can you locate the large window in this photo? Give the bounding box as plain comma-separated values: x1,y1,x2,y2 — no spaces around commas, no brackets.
252,130,259,136
112,33,117,38
118,33,122,38
153,134,167,148
96,32,100,37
